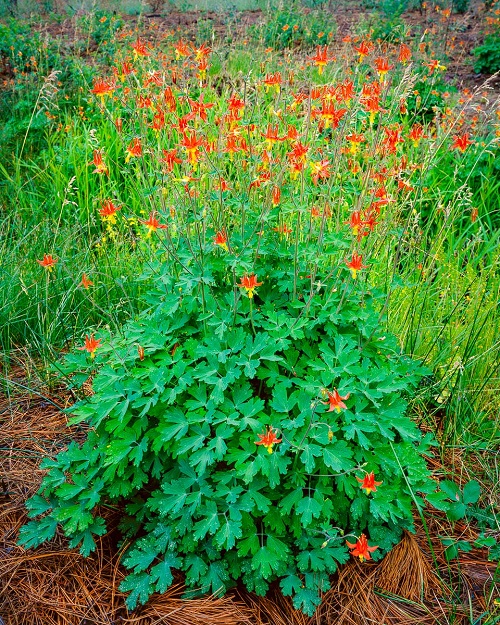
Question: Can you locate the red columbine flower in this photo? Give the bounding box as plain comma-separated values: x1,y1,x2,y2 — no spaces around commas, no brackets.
164,86,177,113
311,45,330,74
228,93,245,114
345,252,367,279
346,534,379,562
356,472,383,495
263,72,282,92
362,95,381,125
255,426,282,454
180,130,204,166
409,123,426,147
452,133,473,153
195,43,211,61
118,62,134,81
197,57,209,82
80,273,93,289
224,134,241,157
374,57,394,82
239,274,263,299
324,388,350,413
383,125,404,154
314,101,347,130
424,59,446,73
272,186,281,206
140,212,168,237
90,150,108,175
125,138,142,163
99,200,121,224
132,38,150,58
160,148,182,171
187,94,214,123
37,254,57,271
214,230,228,251
398,43,412,65
353,40,373,62
77,333,102,359
91,77,116,99
262,124,285,149
288,141,309,163
310,159,331,185
345,133,365,154
347,211,367,239
151,109,165,131
174,40,192,60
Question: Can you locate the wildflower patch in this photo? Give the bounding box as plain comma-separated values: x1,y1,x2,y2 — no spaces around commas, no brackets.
18,31,481,616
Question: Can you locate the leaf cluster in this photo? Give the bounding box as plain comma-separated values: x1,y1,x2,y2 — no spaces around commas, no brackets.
473,30,500,75
256,4,336,50
20,231,436,614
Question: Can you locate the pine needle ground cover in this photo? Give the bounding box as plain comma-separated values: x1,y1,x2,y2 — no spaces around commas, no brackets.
1,4,500,623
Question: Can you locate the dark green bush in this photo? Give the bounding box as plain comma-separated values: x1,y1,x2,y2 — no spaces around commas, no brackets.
473,31,500,75
20,225,436,614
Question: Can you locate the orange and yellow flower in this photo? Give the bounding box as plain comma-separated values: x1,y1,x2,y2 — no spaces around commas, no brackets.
311,46,330,74
90,78,116,99
80,273,93,289
324,388,350,413
255,426,282,454
132,38,150,59
77,333,102,359
180,130,205,166
214,230,228,251
99,200,121,224
452,133,473,153
356,472,383,495
125,138,142,163
346,534,379,562
345,252,367,279
140,212,168,237
398,43,412,65
90,150,108,175
37,254,58,271
239,274,263,299
353,40,373,62
374,57,393,81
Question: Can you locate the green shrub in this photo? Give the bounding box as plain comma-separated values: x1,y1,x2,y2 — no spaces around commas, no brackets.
452,0,470,13
370,17,408,43
196,17,215,45
20,223,436,614
405,75,456,122
258,4,336,49
473,31,500,75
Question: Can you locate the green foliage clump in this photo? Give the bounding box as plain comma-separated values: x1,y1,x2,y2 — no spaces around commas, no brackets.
452,0,470,14
78,10,124,46
0,18,54,73
473,31,500,75
370,17,408,43
196,17,215,45
405,75,455,122
74,11,124,62
20,225,435,614
258,4,336,49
